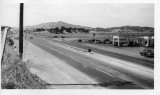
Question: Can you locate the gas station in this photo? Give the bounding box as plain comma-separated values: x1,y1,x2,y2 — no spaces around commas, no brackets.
112,33,154,47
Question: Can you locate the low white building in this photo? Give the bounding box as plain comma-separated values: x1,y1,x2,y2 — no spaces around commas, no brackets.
139,36,154,47
113,35,154,47
113,36,126,46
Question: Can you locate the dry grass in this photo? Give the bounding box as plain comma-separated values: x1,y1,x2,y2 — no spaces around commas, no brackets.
1,39,48,89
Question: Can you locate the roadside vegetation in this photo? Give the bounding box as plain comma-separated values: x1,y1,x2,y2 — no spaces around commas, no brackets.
1,31,48,89
27,26,90,34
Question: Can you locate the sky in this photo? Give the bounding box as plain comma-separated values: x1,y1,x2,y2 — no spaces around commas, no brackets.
0,3,154,28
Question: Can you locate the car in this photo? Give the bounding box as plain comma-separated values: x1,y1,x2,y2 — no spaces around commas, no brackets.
113,42,118,46
102,39,110,44
94,40,103,44
140,49,154,57
88,39,95,43
106,41,112,44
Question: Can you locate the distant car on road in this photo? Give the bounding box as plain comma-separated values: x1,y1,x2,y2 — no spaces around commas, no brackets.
140,49,154,57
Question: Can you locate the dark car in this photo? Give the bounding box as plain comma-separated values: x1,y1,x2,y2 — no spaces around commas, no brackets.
102,39,110,44
88,39,95,43
140,49,154,57
106,41,112,44
94,40,103,44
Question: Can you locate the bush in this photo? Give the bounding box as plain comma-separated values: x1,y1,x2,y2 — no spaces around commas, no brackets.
2,82,16,89
53,36,58,38
6,38,14,46
14,37,19,40
61,36,65,38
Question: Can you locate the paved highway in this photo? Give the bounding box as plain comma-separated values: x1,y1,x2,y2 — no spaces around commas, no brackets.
28,37,154,89
48,38,154,69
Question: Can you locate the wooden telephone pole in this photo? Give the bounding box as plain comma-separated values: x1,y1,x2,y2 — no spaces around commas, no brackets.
19,3,24,59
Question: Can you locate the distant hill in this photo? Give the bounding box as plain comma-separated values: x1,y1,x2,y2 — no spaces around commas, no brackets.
12,22,154,33
106,26,154,32
26,21,90,29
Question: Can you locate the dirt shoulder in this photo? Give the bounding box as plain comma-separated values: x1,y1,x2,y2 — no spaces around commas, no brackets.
1,37,47,89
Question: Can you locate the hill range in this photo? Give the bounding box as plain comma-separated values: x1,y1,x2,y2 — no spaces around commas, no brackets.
25,21,90,29
10,21,154,33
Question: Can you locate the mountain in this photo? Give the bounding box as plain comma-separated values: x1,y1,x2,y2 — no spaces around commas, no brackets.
26,21,90,29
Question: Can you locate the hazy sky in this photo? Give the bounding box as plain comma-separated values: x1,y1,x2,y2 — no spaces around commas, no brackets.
0,3,154,28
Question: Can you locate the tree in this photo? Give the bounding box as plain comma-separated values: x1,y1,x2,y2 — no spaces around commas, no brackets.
65,27,72,33
60,26,66,33
54,27,60,34
48,28,55,33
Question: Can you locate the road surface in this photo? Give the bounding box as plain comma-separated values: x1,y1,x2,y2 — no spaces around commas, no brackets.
48,38,154,69
27,37,154,89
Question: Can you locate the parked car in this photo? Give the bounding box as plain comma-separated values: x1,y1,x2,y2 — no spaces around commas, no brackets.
102,39,110,44
88,39,95,43
113,42,118,46
140,49,154,57
94,40,103,44
106,41,112,44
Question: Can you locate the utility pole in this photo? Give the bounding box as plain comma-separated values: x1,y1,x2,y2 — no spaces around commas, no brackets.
19,3,24,59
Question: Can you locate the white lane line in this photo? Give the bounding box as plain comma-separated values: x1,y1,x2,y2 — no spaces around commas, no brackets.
48,41,87,55
67,55,115,78
69,56,82,63
38,37,88,54
95,68,115,77
63,53,116,78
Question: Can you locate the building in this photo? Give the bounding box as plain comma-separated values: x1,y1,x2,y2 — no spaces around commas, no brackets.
113,35,139,46
112,29,154,47
112,35,154,47
138,36,154,47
